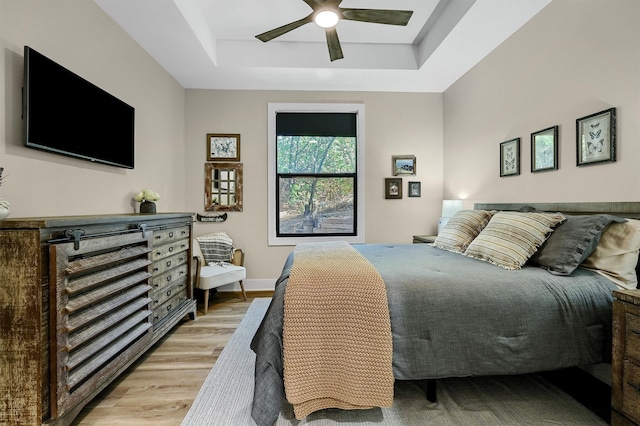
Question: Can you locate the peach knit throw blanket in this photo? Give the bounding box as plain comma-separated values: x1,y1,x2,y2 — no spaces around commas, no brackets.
283,241,394,420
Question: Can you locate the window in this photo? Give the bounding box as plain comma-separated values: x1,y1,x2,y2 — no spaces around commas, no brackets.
268,103,365,246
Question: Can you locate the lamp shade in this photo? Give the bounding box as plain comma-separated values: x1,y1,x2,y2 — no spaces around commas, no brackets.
441,200,463,218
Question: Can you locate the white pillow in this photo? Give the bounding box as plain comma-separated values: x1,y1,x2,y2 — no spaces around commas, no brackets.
580,219,640,289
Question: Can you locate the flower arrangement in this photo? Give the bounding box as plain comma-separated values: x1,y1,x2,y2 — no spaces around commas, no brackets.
133,189,160,203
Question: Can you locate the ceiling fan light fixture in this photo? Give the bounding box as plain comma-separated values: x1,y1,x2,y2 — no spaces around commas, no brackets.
256,4,413,61
315,10,339,28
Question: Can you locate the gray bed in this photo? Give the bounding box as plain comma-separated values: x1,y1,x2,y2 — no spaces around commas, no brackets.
250,202,640,426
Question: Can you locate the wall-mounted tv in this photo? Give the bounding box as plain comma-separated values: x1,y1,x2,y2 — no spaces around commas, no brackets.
23,46,135,169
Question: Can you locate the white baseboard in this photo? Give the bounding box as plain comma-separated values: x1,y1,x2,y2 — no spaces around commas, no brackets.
216,278,276,293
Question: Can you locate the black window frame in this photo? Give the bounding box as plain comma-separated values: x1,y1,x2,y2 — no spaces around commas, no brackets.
267,103,365,246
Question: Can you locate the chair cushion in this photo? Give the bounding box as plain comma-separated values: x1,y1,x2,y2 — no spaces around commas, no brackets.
198,263,246,290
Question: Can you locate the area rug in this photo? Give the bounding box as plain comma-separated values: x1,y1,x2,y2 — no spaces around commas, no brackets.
182,298,607,425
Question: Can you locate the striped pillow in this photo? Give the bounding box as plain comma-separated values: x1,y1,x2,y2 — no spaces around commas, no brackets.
464,212,566,270
196,232,234,263
432,210,496,253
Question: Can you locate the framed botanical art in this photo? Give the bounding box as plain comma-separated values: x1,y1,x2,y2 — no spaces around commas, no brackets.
500,138,520,177
392,155,416,176
385,178,402,199
408,181,421,197
531,125,558,172
576,108,616,166
207,134,241,161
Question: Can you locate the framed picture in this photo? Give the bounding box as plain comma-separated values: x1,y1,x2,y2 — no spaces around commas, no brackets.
576,108,616,166
408,181,421,197
531,125,558,172
392,155,416,176
385,178,402,199
207,134,241,161
500,138,520,177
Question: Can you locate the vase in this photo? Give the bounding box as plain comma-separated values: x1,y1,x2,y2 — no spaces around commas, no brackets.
0,198,10,220
140,201,157,214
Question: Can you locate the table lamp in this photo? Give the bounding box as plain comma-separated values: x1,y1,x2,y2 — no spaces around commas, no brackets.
438,200,463,234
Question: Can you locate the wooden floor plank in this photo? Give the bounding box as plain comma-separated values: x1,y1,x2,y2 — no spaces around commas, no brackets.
72,294,254,425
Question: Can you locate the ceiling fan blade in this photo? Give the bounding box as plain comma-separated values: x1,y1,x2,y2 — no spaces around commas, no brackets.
325,27,343,62
255,15,314,42
340,8,413,26
302,0,321,10
303,0,343,11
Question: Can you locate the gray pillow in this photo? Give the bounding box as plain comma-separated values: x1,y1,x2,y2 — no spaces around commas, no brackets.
530,214,627,275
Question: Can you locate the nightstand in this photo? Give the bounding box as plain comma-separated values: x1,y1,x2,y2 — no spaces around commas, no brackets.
413,235,436,244
612,289,640,425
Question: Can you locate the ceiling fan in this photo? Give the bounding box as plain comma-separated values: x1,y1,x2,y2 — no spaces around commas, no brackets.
255,0,413,62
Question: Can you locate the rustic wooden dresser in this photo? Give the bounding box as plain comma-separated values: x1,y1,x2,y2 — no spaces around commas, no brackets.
612,289,640,425
0,213,197,425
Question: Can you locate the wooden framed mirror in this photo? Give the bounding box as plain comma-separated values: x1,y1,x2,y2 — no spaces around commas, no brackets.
204,163,243,211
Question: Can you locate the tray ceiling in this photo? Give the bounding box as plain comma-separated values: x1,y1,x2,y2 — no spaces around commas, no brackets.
94,0,552,92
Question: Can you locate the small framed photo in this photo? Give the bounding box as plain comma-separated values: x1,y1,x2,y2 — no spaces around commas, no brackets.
500,138,520,177
207,134,241,161
408,181,421,197
531,125,558,172
576,108,616,166
385,178,402,199
392,155,416,176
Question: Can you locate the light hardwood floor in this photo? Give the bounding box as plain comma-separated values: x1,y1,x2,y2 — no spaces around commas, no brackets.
72,293,258,425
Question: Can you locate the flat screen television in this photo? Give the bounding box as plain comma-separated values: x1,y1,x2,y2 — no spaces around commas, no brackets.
23,46,135,169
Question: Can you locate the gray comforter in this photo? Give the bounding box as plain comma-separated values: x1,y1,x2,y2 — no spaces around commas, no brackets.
250,244,617,426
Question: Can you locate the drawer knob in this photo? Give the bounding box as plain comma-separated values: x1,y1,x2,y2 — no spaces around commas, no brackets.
169,246,174,252
166,289,172,297
166,275,172,282
166,260,172,267
166,304,172,311
169,232,174,238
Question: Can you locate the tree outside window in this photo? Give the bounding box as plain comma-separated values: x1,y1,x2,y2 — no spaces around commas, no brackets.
277,135,356,236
